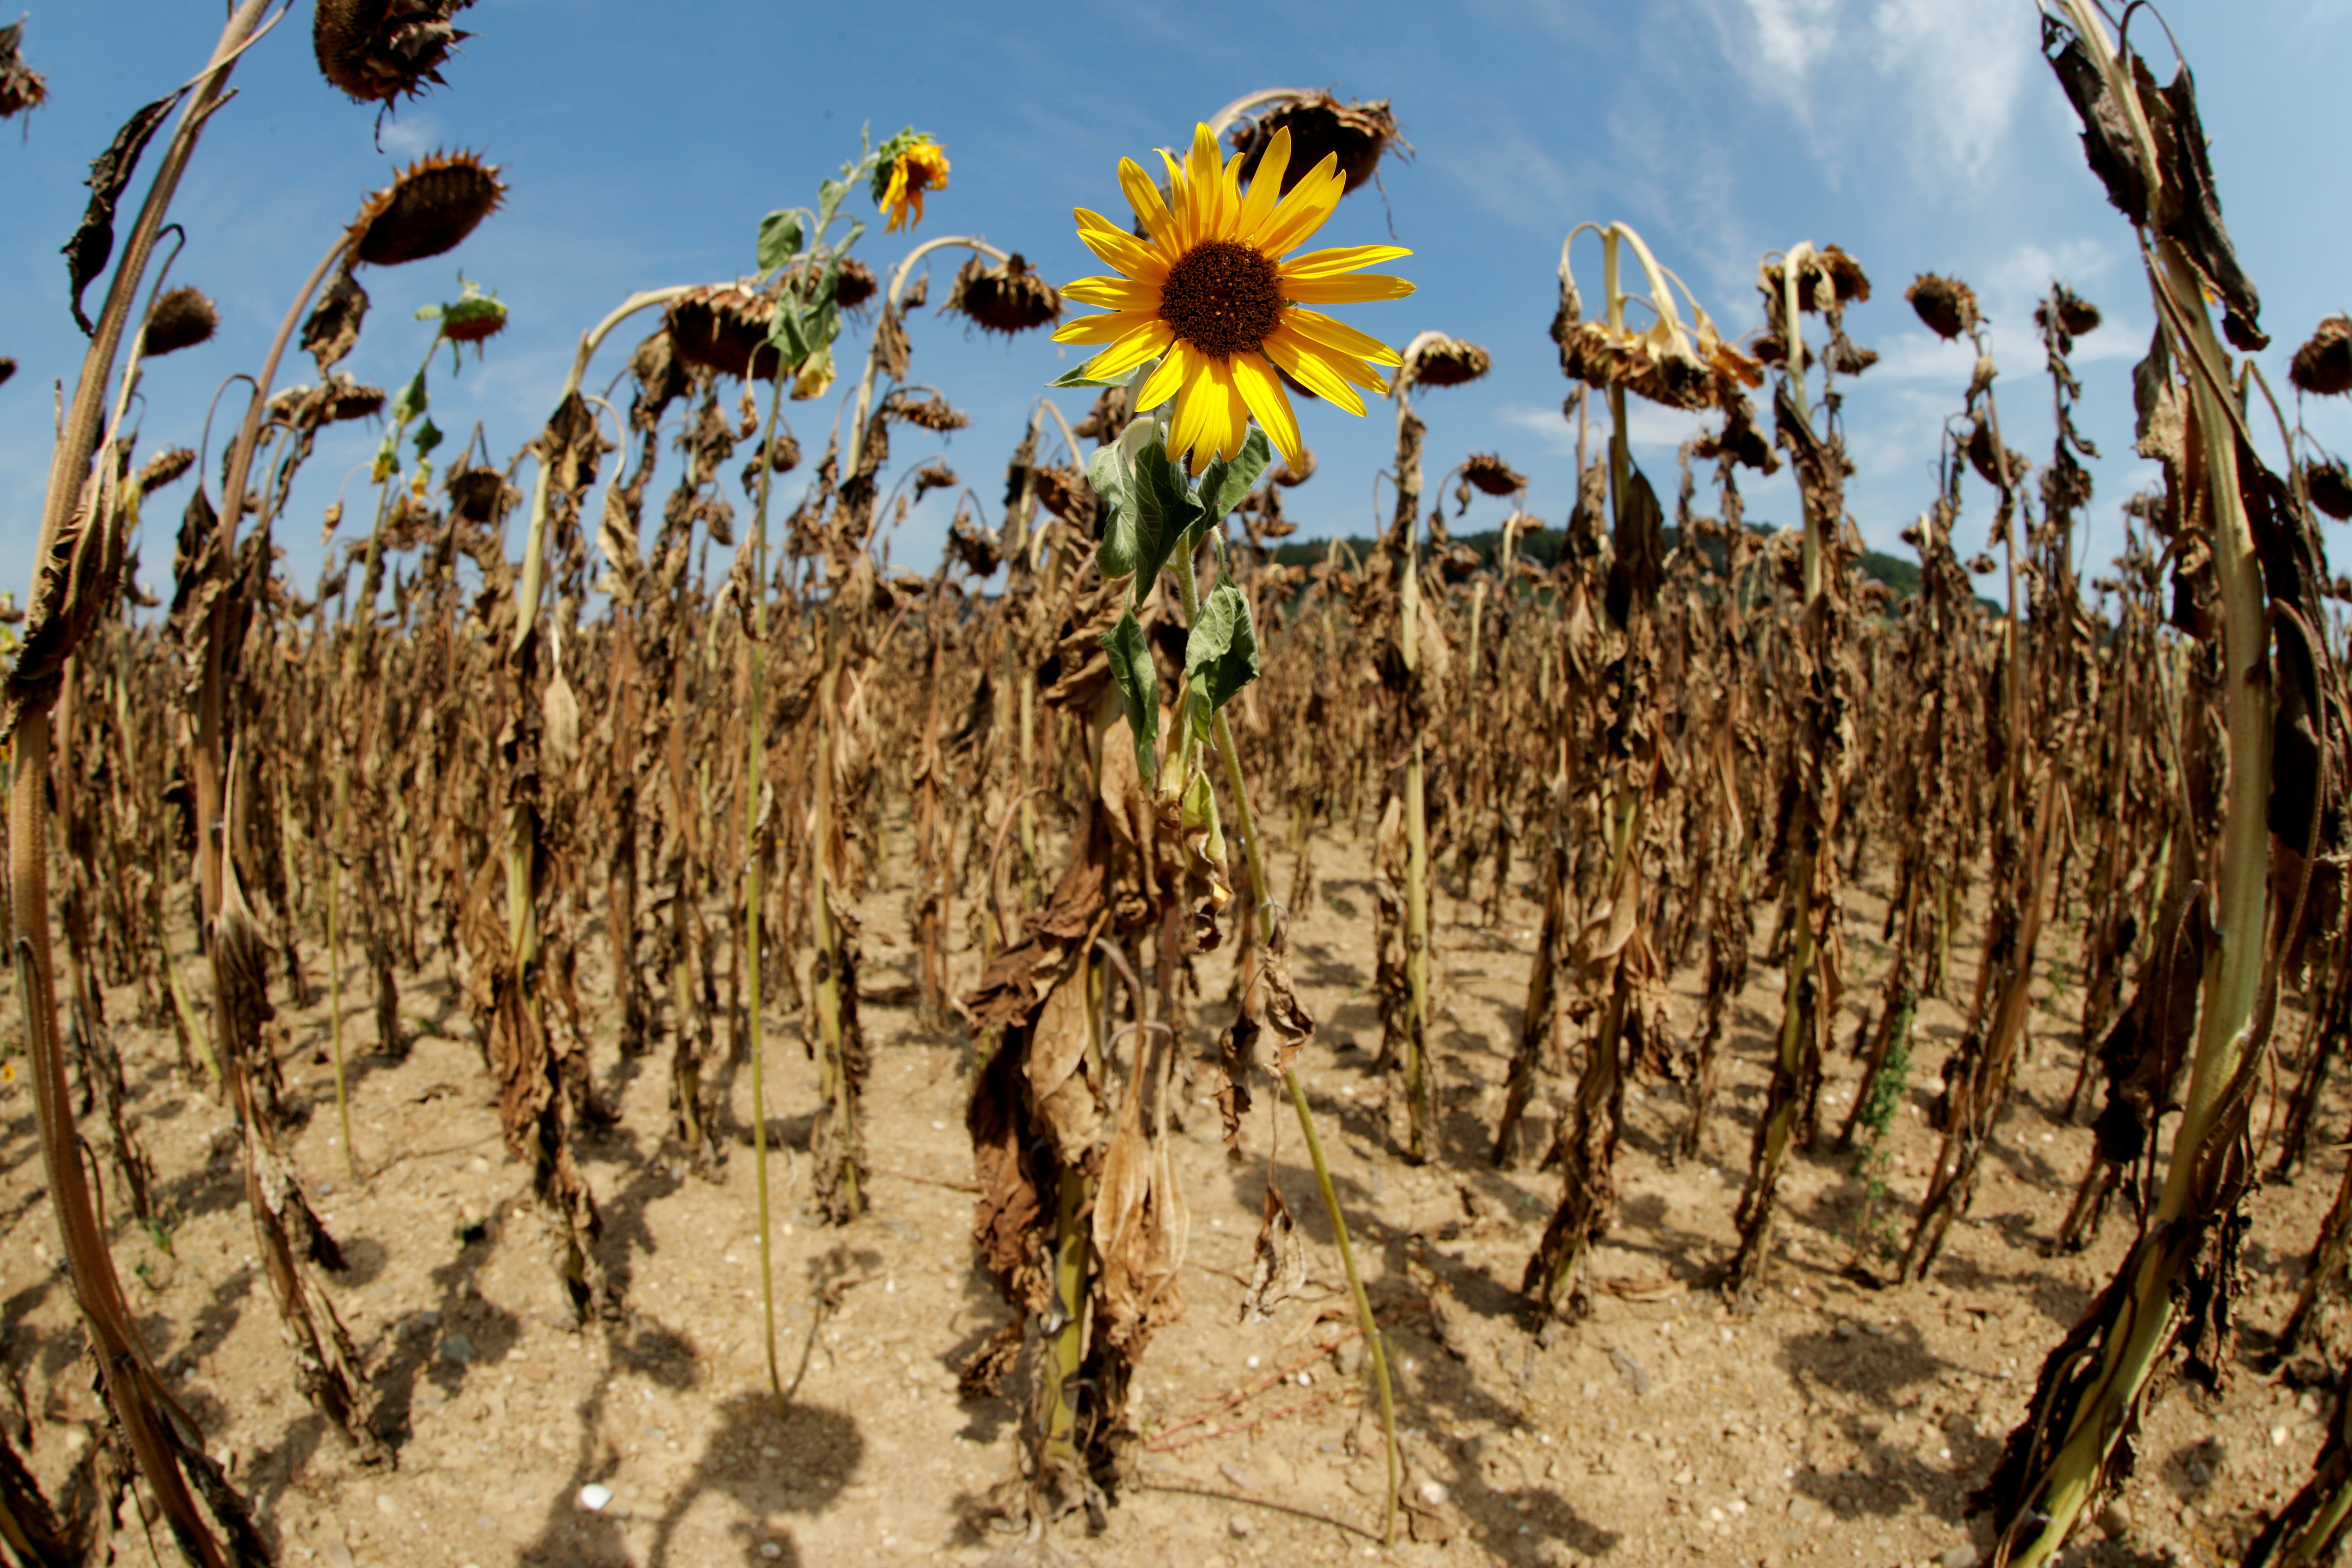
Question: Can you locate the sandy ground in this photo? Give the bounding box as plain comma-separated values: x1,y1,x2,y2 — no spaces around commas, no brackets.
0,818,2341,1568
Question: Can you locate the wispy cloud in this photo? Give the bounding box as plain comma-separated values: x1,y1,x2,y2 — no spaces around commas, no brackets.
1498,399,1711,458
1703,0,2034,188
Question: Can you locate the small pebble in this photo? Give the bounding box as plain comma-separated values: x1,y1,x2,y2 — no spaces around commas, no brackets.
578,1483,612,1513
437,1334,477,1366
1219,1461,1254,1491
1419,1479,1449,1506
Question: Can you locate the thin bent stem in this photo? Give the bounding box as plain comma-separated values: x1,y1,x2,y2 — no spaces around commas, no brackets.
842,235,1010,481
1178,548,1402,1549
747,369,786,1410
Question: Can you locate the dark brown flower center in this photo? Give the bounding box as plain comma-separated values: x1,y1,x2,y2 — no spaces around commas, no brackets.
1158,239,1283,360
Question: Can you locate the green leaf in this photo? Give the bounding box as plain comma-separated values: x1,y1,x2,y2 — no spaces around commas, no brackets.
757,209,808,274
389,369,427,427
1184,574,1261,712
412,416,443,459
816,177,849,231
1101,608,1160,784
1048,362,1119,388
1196,427,1272,526
1050,351,1161,391
1099,438,1202,605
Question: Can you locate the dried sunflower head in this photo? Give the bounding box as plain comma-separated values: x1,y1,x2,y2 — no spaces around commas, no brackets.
1795,245,1870,312
1231,93,1405,196
2291,315,2352,399
1905,274,1979,341
0,20,47,119
943,253,1062,336
137,447,195,494
2308,457,2352,521
1402,334,1489,390
327,377,388,422
889,391,969,432
776,254,876,313
1029,462,1095,525
833,256,878,312
664,285,780,382
347,150,504,267
2041,284,2101,341
314,0,471,105
143,286,219,357
445,463,516,524
1461,452,1525,497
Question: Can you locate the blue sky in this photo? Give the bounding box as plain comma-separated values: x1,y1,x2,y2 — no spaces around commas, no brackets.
3,0,2347,606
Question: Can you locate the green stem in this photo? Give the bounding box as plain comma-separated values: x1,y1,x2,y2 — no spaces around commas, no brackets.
1180,549,1402,1549
747,369,785,1409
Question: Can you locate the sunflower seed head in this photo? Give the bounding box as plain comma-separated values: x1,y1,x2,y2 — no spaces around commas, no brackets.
2291,316,2352,399
143,286,219,358
313,0,473,106
1232,93,1407,196
347,150,504,268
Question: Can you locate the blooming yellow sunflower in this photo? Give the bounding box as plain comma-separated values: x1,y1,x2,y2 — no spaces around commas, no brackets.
878,139,950,233
1055,121,1413,475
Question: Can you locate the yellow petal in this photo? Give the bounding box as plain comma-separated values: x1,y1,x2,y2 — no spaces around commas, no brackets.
1219,365,1251,464
1192,122,1240,246
1075,217,1168,282
1053,309,1161,346
1156,148,1194,252
1280,244,1415,280
1132,339,1194,412
1264,326,1369,416
1082,318,1177,382
1231,352,1302,467
1186,122,1223,214
1282,306,1405,366
1254,156,1344,257
1237,126,1290,242
1060,275,1162,309
1167,353,1219,473
1284,272,1416,304
1118,157,1173,245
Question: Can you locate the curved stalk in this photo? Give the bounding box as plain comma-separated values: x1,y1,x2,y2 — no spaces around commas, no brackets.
841,235,1008,482
1176,548,1402,1548
746,367,787,1409
8,5,277,1558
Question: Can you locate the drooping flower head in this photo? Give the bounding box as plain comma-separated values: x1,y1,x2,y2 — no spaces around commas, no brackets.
1055,122,1413,475
873,131,950,233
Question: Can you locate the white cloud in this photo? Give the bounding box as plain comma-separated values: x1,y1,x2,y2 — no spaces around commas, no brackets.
1425,132,1579,231
377,114,445,160
1868,0,2033,182
1705,0,2035,187
1498,399,1712,458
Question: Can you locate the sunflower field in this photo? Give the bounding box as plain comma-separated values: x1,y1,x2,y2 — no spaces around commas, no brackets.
2,5,2352,1568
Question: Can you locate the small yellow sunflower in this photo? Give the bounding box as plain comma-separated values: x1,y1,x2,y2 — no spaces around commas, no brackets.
879,140,951,233
1055,122,1413,475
